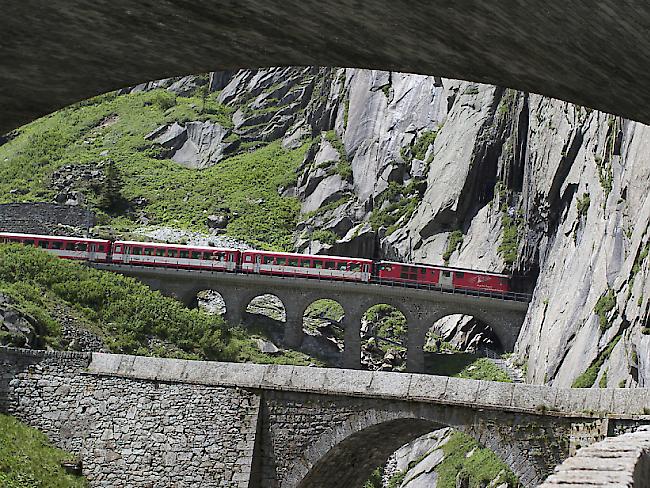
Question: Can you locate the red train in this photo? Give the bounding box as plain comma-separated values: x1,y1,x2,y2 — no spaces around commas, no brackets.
0,232,512,294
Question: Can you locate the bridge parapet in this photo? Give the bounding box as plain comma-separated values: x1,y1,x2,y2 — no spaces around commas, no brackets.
538,426,650,487
89,352,650,418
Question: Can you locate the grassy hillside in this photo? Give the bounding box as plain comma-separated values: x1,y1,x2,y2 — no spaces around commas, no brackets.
0,89,307,250
0,245,318,366
0,414,87,488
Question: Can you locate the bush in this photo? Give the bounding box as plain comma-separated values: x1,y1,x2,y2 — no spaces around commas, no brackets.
443,230,464,264
594,289,617,331
311,229,338,245
576,192,590,218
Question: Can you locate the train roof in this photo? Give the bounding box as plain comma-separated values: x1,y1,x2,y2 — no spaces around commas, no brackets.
0,232,110,244
242,249,373,262
377,260,511,278
114,240,240,252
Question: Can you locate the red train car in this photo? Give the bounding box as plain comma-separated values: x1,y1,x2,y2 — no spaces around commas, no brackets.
241,250,373,282
376,261,510,293
0,232,111,262
111,240,240,271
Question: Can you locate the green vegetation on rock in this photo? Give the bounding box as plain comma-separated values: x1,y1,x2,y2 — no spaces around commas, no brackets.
0,413,87,488
370,180,426,235
435,431,520,488
310,229,338,245
594,289,617,331
576,192,590,218
443,230,464,264
572,334,622,388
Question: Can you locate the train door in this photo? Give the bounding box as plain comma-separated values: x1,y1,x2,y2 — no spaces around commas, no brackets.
123,245,131,264
88,243,97,261
439,270,454,288
254,254,261,273
362,263,370,282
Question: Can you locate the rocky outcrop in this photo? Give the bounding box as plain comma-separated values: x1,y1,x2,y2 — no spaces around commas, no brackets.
146,121,238,169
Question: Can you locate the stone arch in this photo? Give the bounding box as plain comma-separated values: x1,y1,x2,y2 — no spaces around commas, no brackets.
195,289,227,316
360,303,409,371
281,407,536,488
246,293,288,323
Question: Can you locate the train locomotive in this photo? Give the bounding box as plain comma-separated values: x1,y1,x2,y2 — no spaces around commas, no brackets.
0,232,513,294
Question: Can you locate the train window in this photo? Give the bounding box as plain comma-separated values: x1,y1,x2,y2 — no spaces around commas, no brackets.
245,255,252,262
325,261,336,269
24,239,34,246
52,242,63,250
65,242,75,251
314,260,323,269
78,243,87,252
202,252,211,260
143,248,153,256
288,258,298,266
443,271,451,277
39,241,48,249
350,263,361,272
301,259,311,267
133,247,142,255
421,268,426,274
191,251,201,259
456,272,464,278
277,257,287,265
168,250,177,258
156,248,165,257
115,245,122,253
263,256,274,264
180,250,189,259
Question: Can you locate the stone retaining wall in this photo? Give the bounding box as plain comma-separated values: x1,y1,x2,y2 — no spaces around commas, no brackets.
0,348,260,487
0,202,95,236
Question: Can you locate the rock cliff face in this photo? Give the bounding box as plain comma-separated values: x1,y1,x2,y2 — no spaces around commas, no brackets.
130,66,650,389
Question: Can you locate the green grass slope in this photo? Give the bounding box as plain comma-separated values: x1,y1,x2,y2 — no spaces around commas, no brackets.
0,89,307,250
0,414,87,488
0,244,318,366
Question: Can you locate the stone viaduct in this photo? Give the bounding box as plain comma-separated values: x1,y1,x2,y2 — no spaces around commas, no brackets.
3,1,650,135
2,347,649,488
91,263,529,372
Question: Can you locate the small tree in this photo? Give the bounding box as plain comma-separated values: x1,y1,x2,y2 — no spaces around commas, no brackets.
98,160,124,212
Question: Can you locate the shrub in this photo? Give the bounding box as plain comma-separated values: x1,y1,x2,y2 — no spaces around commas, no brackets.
594,289,617,331
311,230,338,245
576,192,590,218
443,230,464,264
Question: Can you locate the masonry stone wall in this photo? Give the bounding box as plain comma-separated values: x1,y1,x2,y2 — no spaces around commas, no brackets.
0,203,95,235
0,348,260,487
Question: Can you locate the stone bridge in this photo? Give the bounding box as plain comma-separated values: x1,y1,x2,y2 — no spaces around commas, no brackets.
3,1,650,135
91,263,529,372
2,347,649,488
